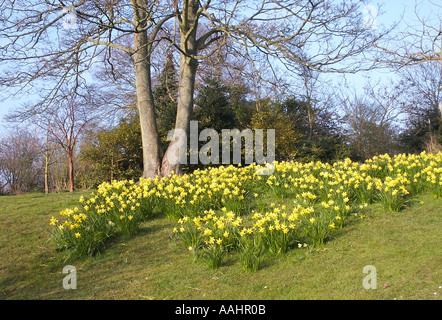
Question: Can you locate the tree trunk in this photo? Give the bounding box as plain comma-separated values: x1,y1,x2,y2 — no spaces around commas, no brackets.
44,153,49,194
133,23,163,178
307,102,314,140
161,54,198,176
161,1,200,177
68,149,74,192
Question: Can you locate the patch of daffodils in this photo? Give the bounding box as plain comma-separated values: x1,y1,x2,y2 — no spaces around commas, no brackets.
50,151,441,263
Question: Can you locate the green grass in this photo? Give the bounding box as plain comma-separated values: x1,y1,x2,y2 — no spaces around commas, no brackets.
0,191,441,300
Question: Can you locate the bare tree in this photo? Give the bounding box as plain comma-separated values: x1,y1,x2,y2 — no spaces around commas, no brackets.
0,0,174,179
19,87,104,192
0,129,41,194
359,0,442,153
339,81,404,160
397,60,442,152
28,126,58,194
296,64,335,141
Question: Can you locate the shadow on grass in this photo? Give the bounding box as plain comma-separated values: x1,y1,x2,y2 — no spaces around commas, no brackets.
136,221,171,236
402,194,426,211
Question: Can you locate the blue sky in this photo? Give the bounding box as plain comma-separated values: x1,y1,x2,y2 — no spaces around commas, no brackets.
335,0,437,85
0,0,440,137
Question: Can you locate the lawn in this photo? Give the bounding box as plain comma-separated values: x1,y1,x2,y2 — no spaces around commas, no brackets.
0,190,440,300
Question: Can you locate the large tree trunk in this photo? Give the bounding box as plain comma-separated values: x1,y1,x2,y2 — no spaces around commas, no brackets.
133,8,163,179
161,0,200,177
161,54,198,177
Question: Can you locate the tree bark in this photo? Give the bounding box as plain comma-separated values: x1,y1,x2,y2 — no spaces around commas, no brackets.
133,9,163,179
68,149,74,192
161,0,200,177
161,54,198,176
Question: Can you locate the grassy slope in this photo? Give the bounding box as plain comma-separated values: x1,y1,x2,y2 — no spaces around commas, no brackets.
0,191,440,300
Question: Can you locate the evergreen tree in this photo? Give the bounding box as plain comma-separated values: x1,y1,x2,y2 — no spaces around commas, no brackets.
193,77,238,131
153,53,179,148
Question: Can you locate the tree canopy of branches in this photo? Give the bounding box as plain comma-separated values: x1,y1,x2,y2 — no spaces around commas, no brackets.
339,87,402,161
375,0,441,67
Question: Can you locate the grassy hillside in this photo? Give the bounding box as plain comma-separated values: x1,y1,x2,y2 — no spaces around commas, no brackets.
0,190,440,300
